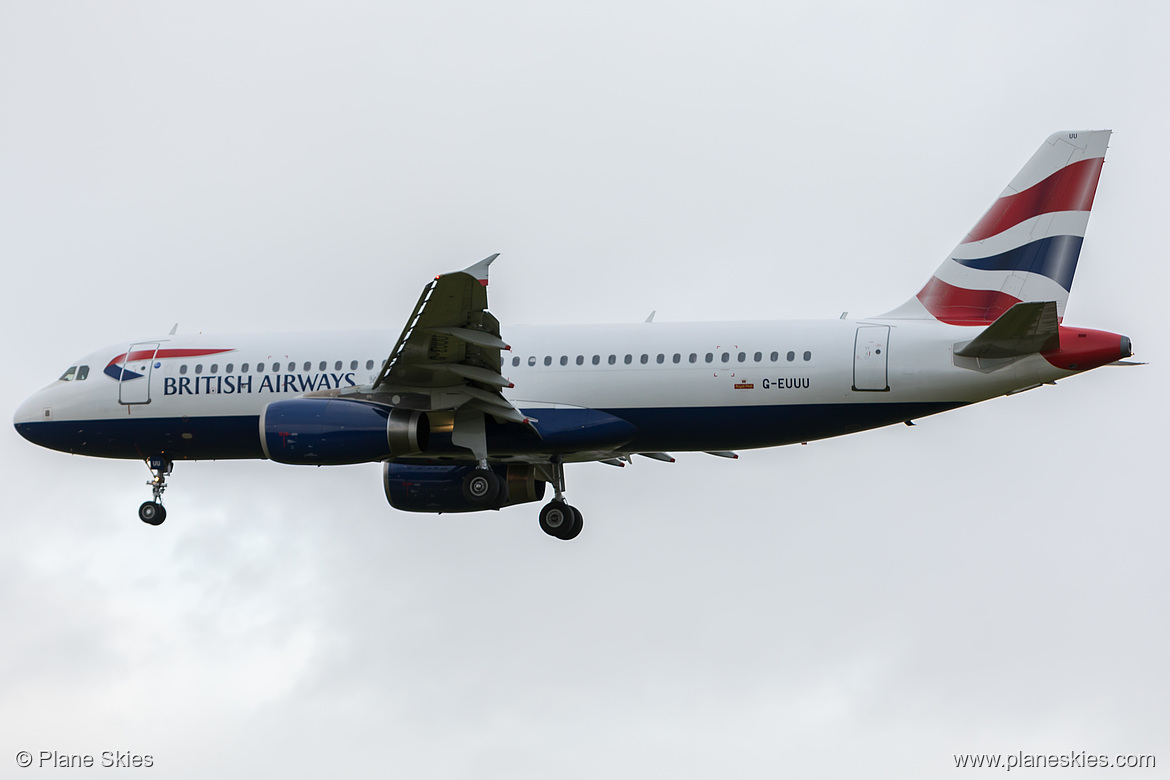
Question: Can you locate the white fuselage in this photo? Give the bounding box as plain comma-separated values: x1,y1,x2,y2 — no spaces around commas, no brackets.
13,317,1072,463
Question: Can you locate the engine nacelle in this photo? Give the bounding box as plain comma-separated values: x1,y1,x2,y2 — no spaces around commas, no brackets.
383,463,546,513
260,399,429,465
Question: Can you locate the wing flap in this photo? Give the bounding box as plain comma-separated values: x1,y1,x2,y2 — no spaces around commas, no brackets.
433,363,513,389
428,326,510,351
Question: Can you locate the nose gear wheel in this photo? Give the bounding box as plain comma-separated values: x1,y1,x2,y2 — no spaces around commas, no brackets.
139,456,172,526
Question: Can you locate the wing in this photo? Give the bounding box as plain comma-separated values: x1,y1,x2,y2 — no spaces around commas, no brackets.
356,254,531,430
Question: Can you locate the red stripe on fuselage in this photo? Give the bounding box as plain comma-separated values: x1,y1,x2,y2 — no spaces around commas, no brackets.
963,157,1104,244
106,348,234,368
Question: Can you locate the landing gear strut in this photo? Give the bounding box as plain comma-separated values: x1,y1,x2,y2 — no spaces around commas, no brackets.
538,459,583,540
139,455,171,526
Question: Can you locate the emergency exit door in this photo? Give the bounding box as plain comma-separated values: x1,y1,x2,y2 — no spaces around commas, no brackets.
852,326,889,392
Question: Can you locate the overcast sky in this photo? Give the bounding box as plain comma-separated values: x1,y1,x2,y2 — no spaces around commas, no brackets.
2,1,1167,777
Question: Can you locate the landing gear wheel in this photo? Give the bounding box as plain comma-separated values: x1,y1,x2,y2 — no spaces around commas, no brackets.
562,506,583,540
462,467,501,506
539,500,581,540
138,501,166,526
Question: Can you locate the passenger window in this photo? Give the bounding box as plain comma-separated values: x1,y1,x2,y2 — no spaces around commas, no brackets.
721,352,729,363
705,353,713,363
257,363,265,372
576,355,584,365
592,355,600,365
76,365,89,380
770,351,778,362
786,351,795,362
334,361,342,371
689,353,697,363
753,352,762,362
640,354,648,364
624,354,632,365
560,356,568,366
803,351,812,361
366,360,374,370
656,354,665,364
303,361,310,371
210,364,218,374
528,356,536,367
350,360,358,370
195,364,203,374
319,361,326,371
226,363,234,373
241,363,250,373
272,362,280,372
608,355,616,365
544,356,552,366
672,353,681,364
737,352,745,362
512,357,520,367
59,366,77,381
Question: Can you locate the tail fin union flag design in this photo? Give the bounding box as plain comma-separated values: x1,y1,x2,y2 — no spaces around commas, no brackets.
914,131,1108,326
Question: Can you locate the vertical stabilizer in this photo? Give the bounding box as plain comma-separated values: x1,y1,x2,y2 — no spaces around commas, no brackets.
883,131,1110,325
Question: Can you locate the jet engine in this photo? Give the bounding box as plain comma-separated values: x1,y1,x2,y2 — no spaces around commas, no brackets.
383,463,546,513
260,398,429,465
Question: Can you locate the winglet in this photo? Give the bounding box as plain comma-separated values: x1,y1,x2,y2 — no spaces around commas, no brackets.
455,253,499,287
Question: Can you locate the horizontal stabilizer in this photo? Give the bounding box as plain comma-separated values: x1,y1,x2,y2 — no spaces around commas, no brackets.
954,301,1060,359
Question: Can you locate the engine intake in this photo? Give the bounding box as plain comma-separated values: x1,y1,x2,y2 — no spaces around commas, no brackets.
260,399,429,465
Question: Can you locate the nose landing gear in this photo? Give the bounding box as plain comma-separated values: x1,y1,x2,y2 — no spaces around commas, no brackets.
139,456,171,526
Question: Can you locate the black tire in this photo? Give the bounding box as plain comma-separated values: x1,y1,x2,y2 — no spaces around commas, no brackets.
562,506,583,540
462,467,501,506
539,501,579,540
138,501,166,526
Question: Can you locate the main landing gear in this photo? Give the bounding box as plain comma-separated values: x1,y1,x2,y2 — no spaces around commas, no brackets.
138,455,171,526
462,463,502,506
538,459,582,541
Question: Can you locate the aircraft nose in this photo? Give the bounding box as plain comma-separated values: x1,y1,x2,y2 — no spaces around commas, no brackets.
13,392,48,443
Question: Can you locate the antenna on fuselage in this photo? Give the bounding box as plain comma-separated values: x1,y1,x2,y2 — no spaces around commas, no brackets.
168,323,178,335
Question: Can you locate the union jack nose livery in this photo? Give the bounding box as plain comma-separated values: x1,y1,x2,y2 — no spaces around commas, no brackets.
103,348,235,381
13,130,1134,540
888,130,1110,325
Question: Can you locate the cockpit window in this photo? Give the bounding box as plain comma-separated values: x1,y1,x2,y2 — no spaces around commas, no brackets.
59,366,77,381
76,365,90,381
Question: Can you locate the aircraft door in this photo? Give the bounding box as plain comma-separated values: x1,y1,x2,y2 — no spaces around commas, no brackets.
852,326,890,392
118,342,160,405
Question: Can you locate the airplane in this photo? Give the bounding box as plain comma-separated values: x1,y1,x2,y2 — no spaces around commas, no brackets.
13,130,1133,540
